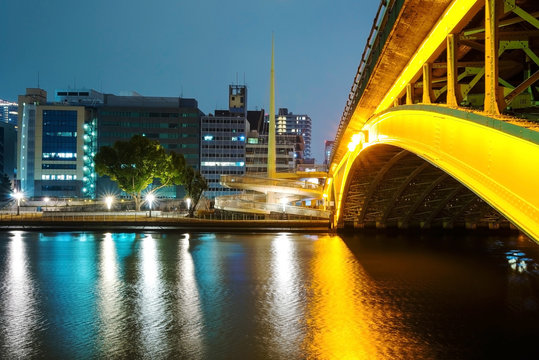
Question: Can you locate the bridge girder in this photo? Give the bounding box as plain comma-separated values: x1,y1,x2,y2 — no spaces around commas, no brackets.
332,0,539,169
328,105,539,242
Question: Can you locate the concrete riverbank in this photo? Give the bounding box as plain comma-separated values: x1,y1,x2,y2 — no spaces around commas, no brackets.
0,213,330,232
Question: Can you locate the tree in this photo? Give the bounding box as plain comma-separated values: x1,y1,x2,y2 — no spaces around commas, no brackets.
184,167,208,217
0,173,13,202
95,135,188,211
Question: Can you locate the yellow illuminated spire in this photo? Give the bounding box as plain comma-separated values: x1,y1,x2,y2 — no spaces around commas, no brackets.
268,34,276,178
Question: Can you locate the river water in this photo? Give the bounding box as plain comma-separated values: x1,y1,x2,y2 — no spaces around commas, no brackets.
1,230,538,359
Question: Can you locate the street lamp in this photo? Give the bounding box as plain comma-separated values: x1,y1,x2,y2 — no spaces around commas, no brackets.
186,197,191,216
13,191,23,216
44,197,50,212
146,193,155,218
105,196,114,211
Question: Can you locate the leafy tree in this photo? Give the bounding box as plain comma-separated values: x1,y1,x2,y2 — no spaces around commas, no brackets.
0,173,13,202
95,135,188,211
184,167,208,217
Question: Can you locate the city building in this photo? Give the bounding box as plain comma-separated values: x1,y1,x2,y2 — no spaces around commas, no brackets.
245,132,304,174
0,100,18,125
324,140,334,165
17,89,92,197
17,88,203,199
96,93,202,198
0,121,17,181
265,108,312,160
200,85,248,199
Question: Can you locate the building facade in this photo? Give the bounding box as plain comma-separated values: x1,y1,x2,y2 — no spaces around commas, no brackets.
17,88,202,199
96,94,201,198
17,97,89,198
0,100,18,125
200,112,247,198
266,108,312,160
0,121,17,181
324,140,334,165
245,132,304,174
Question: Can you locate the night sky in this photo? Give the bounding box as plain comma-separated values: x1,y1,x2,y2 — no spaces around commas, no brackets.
1,0,379,161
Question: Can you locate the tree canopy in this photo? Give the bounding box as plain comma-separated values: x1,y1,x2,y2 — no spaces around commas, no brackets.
94,135,192,210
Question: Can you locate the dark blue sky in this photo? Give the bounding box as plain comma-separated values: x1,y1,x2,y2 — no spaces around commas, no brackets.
1,0,379,161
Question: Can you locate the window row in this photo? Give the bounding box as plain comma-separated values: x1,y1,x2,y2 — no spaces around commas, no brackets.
41,174,77,180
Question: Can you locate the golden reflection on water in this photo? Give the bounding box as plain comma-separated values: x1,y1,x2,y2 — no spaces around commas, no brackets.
303,235,379,359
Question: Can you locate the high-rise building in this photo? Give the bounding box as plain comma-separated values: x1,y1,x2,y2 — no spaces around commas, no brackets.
200,85,248,199
0,121,17,181
0,100,18,125
324,140,334,165
17,88,91,197
266,108,312,160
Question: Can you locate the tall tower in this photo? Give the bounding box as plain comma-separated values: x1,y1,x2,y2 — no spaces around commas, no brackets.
268,35,276,178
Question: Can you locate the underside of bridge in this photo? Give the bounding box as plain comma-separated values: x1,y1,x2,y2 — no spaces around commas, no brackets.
341,144,510,230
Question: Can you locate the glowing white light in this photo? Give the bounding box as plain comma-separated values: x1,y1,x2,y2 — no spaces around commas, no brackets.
105,196,114,210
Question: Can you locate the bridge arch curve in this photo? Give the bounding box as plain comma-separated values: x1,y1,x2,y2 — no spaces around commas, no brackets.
332,105,539,240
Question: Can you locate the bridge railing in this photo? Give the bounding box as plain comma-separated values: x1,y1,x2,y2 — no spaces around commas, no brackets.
332,0,405,163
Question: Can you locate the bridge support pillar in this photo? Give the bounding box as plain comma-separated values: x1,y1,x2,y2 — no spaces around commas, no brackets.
422,63,433,104
406,83,414,105
484,0,504,114
446,34,462,107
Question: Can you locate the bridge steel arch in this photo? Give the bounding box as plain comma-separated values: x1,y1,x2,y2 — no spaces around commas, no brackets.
327,104,539,242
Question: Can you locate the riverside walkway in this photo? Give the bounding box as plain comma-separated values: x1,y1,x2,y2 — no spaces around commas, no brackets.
0,212,330,232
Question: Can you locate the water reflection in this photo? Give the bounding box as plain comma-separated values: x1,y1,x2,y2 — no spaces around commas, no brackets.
175,233,205,357
1,231,39,358
266,233,305,357
303,235,379,358
96,233,124,356
137,234,167,358
1,231,539,358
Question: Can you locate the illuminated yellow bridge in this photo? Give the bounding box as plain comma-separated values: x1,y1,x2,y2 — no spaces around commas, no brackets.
325,0,539,242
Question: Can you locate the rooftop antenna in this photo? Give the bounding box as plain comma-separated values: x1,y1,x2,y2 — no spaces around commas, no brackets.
236,72,238,85
37,72,40,88
243,72,246,86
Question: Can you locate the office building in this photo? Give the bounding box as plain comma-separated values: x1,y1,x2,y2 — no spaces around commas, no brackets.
0,121,17,181
17,88,202,199
200,85,248,199
0,100,18,125
266,108,312,159
96,93,201,198
324,140,334,165
245,132,304,174
18,89,92,197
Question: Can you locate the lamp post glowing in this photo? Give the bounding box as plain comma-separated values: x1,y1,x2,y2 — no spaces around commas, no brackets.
44,197,50,212
13,191,23,216
186,197,191,216
146,193,155,218
105,196,114,211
